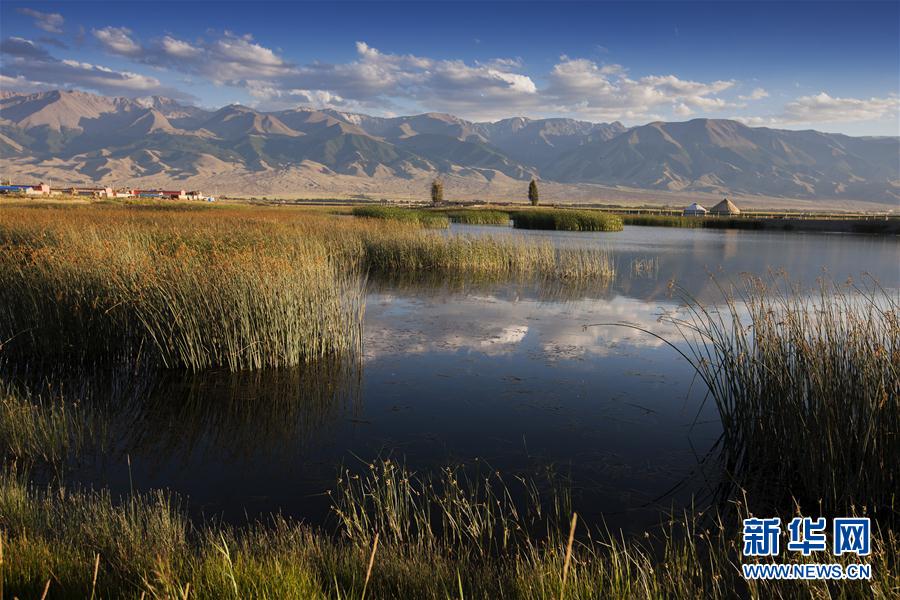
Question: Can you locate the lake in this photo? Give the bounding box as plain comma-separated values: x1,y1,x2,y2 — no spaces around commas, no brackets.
53,225,900,532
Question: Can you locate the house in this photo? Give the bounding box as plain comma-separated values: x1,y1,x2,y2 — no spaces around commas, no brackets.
25,183,51,195
709,197,741,216
683,202,708,217
160,189,187,200
72,187,114,197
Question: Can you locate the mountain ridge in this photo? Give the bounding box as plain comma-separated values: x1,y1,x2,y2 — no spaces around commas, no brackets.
1,89,897,205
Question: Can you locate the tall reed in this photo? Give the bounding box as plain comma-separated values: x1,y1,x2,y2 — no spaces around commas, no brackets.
1,205,614,372
511,209,624,232
660,277,899,514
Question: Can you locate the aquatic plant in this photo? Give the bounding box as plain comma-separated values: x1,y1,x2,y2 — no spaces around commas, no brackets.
351,205,450,228
442,209,510,225
511,209,624,232
0,463,896,599
0,205,615,372
659,277,899,514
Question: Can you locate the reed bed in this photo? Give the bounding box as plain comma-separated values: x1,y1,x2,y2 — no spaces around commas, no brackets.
442,209,511,225
0,211,365,371
511,209,624,232
660,277,899,514
0,205,615,371
351,205,450,228
1,463,896,599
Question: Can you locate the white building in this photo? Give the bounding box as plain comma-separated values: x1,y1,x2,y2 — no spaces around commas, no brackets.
683,202,708,217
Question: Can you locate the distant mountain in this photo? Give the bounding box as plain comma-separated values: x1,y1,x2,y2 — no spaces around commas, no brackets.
544,119,900,202
1,89,897,205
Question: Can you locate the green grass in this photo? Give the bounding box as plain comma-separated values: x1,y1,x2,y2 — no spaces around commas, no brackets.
511,209,624,232
351,205,450,228
442,209,510,225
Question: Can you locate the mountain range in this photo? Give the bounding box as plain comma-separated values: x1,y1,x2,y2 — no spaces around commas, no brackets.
1,89,897,207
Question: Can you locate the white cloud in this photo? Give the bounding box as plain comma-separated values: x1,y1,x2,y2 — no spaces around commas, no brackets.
734,91,900,129
739,87,769,101
17,8,64,34
542,58,737,121
782,92,899,123
1,36,185,97
93,27,141,56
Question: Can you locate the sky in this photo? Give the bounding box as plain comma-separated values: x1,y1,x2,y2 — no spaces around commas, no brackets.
1,1,898,135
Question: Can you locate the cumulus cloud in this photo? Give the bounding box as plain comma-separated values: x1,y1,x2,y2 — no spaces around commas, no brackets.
781,92,899,123
542,58,736,121
93,27,141,56
735,91,900,128
739,87,769,101
0,36,188,98
17,8,64,34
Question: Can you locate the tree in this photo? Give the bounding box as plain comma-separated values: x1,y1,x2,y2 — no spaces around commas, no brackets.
431,179,444,205
528,179,539,206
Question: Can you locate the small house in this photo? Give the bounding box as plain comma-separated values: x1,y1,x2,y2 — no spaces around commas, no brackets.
25,183,51,195
683,202,708,217
709,198,741,216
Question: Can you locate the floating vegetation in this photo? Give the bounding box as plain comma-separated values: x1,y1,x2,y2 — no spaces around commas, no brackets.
511,209,624,232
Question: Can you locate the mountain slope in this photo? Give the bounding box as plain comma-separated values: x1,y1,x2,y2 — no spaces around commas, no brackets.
544,119,900,202
1,90,897,205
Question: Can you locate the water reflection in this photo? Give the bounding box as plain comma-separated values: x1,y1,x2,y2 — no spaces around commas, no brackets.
7,225,896,532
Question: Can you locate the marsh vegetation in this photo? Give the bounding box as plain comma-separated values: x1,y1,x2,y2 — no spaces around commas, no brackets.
0,201,897,598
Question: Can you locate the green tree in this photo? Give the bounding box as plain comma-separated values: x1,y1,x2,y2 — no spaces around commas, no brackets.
431,179,444,205
528,179,539,206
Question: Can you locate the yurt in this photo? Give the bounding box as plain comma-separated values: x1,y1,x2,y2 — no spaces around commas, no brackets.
709,197,741,216
683,202,708,217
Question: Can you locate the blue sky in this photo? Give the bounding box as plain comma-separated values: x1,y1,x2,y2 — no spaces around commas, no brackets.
1,1,898,135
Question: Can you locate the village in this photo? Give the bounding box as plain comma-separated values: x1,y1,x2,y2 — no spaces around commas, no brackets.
0,181,214,201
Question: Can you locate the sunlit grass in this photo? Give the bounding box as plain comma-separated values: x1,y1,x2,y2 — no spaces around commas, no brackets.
0,205,615,371
1,463,896,599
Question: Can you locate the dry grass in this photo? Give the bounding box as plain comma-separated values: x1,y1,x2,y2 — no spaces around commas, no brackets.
1,462,897,599
0,205,614,371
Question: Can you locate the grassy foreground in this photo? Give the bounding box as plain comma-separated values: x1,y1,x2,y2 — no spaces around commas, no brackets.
2,462,897,599
0,205,614,371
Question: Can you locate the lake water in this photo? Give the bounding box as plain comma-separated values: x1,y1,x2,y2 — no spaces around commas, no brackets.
54,225,900,532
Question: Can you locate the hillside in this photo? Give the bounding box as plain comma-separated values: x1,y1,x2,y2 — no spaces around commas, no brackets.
1,90,897,206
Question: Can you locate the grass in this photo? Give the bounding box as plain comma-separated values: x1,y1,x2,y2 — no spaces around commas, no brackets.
351,206,450,228
651,277,899,516
442,209,510,226
511,209,624,232
1,462,897,599
0,205,615,371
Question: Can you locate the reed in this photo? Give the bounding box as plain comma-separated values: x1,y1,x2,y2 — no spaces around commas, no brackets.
1,464,896,599
660,277,899,514
511,209,624,232
442,209,510,225
351,205,450,228
0,205,614,372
